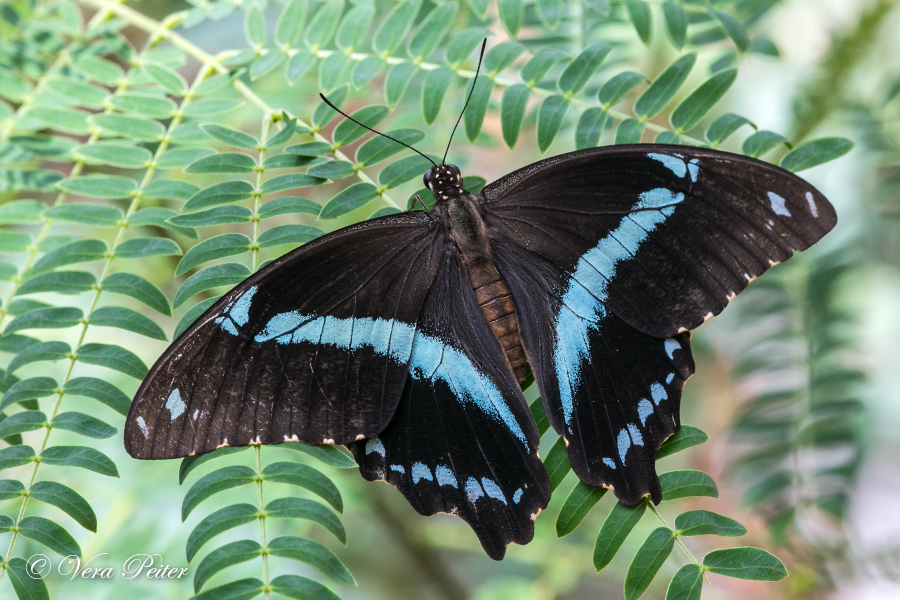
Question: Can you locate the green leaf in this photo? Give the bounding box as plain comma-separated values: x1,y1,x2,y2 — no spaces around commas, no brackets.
185,152,257,174
183,99,243,117
17,515,80,559
544,437,571,491
102,273,171,316
182,466,256,520
556,482,607,537
308,160,355,180
749,36,780,57
170,124,214,144
357,129,425,166
174,263,250,308
660,470,718,501
372,0,420,54
615,118,644,144
28,107,90,134
409,3,456,60
169,206,253,228
76,343,148,379
267,117,299,147
599,71,648,107
780,137,854,172
4,307,82,335
274,442,357,469
192,578,264,600
46,204,123,227
201,124,259,150
498,0,523,37
73,54,123,85
537,95,569,153
260,173,325,194
594,501,646,571
186,504,258,561
634,54,697,118
46,78,108,107
0,200,45,224
270,575,341,600
7,557,49,600
251,51,284,81
710,9,750,52
666,564,703,600
703,547,787,581
0,377,57,411
5,342,70,377
115,237,182,259
0,67,32,102
575,107,610,150
39,446,119,477
263,154,326,170
671,69,737,132
0,263,15,281
18,271,97,295
537,0,563,28
91,114,165,141
625,0,652,45
305,0,343,49
559,44,611,95
143,180,201,201
175,297,219,337
336,4,374,51
259,197,321,219
9,135,76,159
0,170,63,193
276,0,308,47
522,48,566,86
64,377,131,416
0,411,46,439
286,48,317,85
88,306,166,341
370,207,402,219
385,62,418,107
265,497,346,544
352,56,384,88
445,28,490,67
656,425,709,459
333,105,389,146
183,180,255,211
742,130,790,158
0,479,25,500
141,61,187,95
269,536,355,586
624,527,675,600
706,113,754,145
261,462,343,512
675,509,746,537
320,183,379,219
0,445,35,470
179,446,251,484
501,84,530,148
662,2,687,49
50,411,116,440
56,175,137,199
0,231,31,252
109,92,176,118
319,52,352,92
485,41,527,76
176,234,252,275
464,77,493,142
194,539,262,593
379,155,434,190
258,225,323,248
286,141,332,157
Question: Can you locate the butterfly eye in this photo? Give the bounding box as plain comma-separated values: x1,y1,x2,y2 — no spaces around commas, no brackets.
423,169,433,189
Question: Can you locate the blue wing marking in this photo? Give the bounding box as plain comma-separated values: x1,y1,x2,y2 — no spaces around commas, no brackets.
166,388,185,420
215,285,258,336
648,152,700,182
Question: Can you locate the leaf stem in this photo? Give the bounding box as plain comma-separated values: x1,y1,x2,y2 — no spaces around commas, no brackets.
647,502,711,584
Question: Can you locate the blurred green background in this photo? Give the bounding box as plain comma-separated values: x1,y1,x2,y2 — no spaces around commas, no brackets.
0,0,898,599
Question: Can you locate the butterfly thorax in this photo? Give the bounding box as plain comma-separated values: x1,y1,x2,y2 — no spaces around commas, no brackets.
426,164,529,382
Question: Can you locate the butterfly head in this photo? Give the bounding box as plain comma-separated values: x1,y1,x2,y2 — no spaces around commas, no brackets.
424,164,465,201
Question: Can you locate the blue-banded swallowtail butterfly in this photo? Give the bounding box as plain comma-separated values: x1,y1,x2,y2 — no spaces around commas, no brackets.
125,42,836,560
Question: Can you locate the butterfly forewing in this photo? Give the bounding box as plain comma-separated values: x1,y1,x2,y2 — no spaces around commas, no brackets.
125,212,442,459
350,249,550,560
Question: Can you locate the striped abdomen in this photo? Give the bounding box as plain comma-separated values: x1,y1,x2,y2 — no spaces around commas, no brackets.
466,258,528,382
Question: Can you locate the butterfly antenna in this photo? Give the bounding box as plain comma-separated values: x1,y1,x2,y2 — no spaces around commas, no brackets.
442,39,488,165
318,93,437,167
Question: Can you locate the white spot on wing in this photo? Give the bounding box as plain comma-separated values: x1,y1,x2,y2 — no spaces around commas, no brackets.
768,192,791,217
136,416,149,438
165,389,186,420
806,191,818,217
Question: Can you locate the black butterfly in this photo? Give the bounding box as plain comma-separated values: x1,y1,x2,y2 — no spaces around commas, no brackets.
125,50,836,561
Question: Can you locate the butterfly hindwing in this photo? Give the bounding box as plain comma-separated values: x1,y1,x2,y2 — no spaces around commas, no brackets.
350,249,550,560
125,212,442,459
483,144,836,339
491,237,694,504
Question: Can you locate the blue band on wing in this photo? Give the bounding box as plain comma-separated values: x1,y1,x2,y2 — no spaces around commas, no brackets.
254,313,530,450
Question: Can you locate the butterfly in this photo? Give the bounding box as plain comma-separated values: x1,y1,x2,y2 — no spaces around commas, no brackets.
124,46,836,560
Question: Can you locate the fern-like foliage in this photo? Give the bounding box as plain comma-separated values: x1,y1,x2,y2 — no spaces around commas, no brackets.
0,1,857,599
